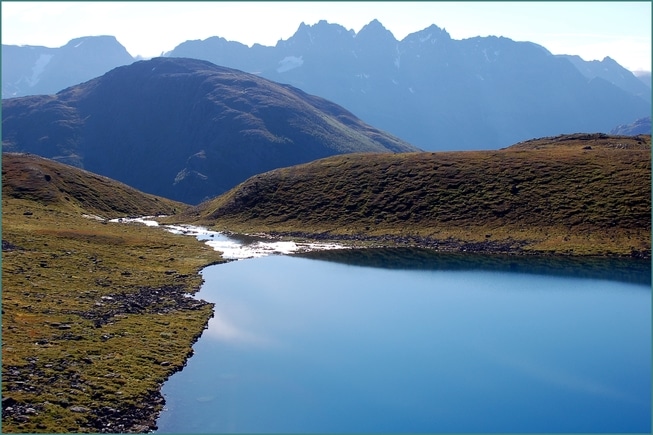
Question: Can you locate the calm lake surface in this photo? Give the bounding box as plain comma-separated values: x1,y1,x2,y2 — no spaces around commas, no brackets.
156,248,651,434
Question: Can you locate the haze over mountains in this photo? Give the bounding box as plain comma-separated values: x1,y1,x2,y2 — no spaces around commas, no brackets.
2,57,417,204
2,20,650,151
168,20,650,150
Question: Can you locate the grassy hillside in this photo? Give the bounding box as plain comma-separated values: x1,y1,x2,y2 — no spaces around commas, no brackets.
2,153,186,217
183,134,651,257
2,154,224,433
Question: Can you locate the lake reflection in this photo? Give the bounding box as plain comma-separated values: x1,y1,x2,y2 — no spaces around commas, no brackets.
156,250,651,434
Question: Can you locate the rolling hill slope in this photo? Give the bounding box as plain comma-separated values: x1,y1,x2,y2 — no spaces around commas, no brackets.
2,152,186,217
2,153,224,433
183,134,651,257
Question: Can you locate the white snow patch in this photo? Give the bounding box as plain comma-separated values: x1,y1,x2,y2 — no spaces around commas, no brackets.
276,56,304,73
205,240,298,260
82,214,106,221
420,33,432,43
408,87,415,94
109,216,161,227
203,236,348,260
109,218,348,260
27,54,53,87
74,40,84,48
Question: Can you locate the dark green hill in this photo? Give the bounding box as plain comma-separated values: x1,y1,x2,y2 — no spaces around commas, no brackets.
2,57,419,204
183,133,651,257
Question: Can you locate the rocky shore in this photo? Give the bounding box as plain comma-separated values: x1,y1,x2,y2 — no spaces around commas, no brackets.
4,221,647,433
247,230,651,259
1,278,216,433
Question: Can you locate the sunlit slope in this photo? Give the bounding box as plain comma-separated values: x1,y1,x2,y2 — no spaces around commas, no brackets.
187,134,651,256
2,152,187,217
2,153,224,433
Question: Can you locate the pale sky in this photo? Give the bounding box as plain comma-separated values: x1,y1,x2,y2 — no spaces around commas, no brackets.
2,1,651,72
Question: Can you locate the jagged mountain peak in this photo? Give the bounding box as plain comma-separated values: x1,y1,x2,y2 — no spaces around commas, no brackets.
559,53,650,102
357,19,397,42
403,23,451,44
287,20,354,46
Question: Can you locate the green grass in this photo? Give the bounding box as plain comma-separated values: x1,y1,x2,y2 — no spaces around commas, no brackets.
2,154,225,433
179,133,651,257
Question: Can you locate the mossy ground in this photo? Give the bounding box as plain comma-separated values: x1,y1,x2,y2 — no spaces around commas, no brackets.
184,134,651,257
2,155,225,433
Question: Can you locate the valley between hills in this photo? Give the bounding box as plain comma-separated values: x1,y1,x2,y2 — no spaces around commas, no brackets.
2,132,650,432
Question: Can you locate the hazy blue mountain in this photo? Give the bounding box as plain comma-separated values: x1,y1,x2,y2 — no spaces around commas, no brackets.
558,55,650,102
633,71,651,88
2,36,135,98
609,117,651,135
3,22,649,151
166,20,651,150
2,57,418,204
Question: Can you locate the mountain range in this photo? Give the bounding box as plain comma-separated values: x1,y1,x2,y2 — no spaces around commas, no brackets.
2,20,650,150
2,57,417,204
167,20,650,150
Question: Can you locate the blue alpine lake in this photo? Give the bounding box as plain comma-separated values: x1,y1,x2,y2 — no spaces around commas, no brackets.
155,248,651,433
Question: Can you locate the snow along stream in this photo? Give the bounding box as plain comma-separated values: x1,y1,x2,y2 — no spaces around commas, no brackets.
107,216,348,260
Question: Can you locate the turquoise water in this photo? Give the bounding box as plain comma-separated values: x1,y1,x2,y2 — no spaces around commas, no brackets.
156,250,651,433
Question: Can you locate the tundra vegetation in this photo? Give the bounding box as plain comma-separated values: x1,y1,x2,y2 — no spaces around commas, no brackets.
2,153,224,433
182,134,651,257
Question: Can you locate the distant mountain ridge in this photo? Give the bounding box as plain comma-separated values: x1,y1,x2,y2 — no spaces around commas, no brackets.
558,55,651,103
2,57,418,204
2,21,650,151
610,117,652,136
2,35,133,98
167,20,650,150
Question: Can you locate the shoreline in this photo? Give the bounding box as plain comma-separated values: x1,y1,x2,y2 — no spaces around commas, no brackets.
145,227,651,433
217,229,652,260
103,220,649,432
